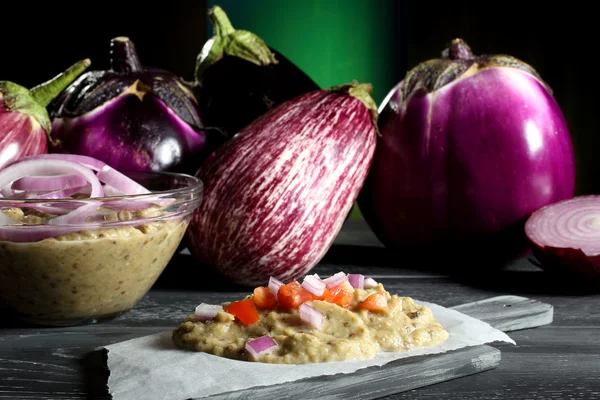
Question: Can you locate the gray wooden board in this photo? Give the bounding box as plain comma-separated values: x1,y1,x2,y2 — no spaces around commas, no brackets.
97,295,550,400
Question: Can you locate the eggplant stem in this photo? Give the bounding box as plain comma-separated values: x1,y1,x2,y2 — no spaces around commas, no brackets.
210,5,235,37
110,37,143,73
194,6,277,80
30,59,91,108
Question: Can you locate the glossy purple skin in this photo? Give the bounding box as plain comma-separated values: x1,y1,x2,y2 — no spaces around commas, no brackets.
358,68,576,254
50,93,208,174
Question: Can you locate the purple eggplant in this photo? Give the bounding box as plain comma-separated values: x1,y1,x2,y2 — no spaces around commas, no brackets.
189,5,320,139
357,38,576,263
49,37,224,175
0,60,90,170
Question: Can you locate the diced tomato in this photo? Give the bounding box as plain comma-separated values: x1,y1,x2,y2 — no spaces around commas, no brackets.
253,286,277,309
358,291,388,311
225,298,260,325
324,284,353,308
277,281,314,309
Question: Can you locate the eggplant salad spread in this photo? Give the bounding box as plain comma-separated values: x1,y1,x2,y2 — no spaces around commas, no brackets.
172,272,449,364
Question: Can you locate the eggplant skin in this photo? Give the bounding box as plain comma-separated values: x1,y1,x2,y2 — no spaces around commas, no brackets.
194,48,320,139
186,88,377,287
0,101,47,170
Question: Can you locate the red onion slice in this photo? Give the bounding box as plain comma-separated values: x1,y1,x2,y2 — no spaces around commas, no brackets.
12,154,107,171
245,335,278,359
49,201,102,225
301,275,326,296
30,185,89,200
299,303,323,329
525,195,600,278
97,165,151,195
194,303,223,322
323,272,348,288
0,159,104,198
268,276,283,298
348,274,364,289
12,175,88,191
363,277,378,289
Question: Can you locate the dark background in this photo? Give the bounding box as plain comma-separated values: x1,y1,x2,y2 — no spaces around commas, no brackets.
1,1,597,194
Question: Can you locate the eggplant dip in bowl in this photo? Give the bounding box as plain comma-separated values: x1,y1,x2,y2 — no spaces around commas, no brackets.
0,154,202,326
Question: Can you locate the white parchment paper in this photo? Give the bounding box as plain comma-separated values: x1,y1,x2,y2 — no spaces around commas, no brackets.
103,300,516,400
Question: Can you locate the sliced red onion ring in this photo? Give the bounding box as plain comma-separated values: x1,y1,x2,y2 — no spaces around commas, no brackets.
301,275,326,296
29,185,89,200
323,272,348,288
268,276,283,299
348,274,364,289
49,201,102,225
103,184,126,197
0,159,104,198
245,335,278,359
11,154,107,171
363,277,379,289
97,165,151,195
12,175,88,191
299,303,323,329
194,303,223,322
525,195,600,278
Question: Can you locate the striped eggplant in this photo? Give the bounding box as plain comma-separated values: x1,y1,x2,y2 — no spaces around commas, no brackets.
186,82,378,287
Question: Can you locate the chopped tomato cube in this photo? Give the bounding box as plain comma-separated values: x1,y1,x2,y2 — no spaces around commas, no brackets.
358,291,387,311
324,284,353,308
277,281,314,309
253,286,277,309
225,298,260,325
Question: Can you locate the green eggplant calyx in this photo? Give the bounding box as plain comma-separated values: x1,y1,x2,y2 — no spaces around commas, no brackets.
0,59,90,137
194,5,278,81
0,81,52,134
30,59,91,107
329,81,380,136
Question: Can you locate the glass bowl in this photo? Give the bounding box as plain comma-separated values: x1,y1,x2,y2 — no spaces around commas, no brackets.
0,171,202,327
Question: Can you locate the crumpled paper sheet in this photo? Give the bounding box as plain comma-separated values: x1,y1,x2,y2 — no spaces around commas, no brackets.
103,300,516,400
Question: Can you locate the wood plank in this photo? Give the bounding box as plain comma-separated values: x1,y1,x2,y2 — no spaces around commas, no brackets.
450,295,554,332
206,346,501,400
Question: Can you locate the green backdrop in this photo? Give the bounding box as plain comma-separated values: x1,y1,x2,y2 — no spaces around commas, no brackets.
207,0,405,218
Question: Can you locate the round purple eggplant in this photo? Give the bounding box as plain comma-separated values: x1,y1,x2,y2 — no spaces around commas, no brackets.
189,5,320,139
49,37,225,175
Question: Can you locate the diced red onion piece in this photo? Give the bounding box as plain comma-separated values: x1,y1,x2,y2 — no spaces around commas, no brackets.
348,274,364,289
49,201,102,225
12,154,107,171
194,303,223,321
299,303,323,329
245,335,278,358
363,277,378,289
0,159,104,198
268,276,283,298
97,165,151,195
12,175,88,191
301,275,326,296
323,272,348,288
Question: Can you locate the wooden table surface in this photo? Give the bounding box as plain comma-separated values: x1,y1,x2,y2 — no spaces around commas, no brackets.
1,220,599,399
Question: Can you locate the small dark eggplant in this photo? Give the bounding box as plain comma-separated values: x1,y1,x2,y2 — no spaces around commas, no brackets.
189,5,320,139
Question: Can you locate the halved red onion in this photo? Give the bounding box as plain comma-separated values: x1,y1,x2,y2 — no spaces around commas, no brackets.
301,275,326,296
97,165,151,195
525,195,600,278
194,303,224,321
245,335,278,359
363,277,379,289
0,159,104,198
299,303,323,329
348,274,364,289
323,271,348,288
268,276,283,298
12,175,88,191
